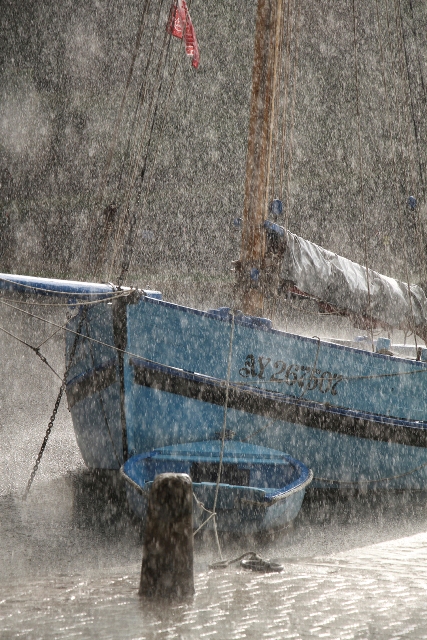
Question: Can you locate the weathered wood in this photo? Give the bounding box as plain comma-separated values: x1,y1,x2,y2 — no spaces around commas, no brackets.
239,0,286,317
139,473,194,599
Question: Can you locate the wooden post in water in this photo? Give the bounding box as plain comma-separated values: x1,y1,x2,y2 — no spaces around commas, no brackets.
238,0,286,317
139,473,194,599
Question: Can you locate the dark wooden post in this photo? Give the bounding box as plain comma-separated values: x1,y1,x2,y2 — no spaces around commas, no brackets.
139,473,194,599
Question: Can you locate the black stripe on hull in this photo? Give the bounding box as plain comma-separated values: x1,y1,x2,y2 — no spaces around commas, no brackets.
66,361,117,409
129,358,427,448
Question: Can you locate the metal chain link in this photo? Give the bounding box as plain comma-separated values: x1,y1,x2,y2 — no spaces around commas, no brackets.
22,310,87,500
22,384,66,500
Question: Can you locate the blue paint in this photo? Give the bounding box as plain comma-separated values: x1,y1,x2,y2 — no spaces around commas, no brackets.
269,199,283,217
0,273,115,299
206,307,272,330
64,295,427,489
126,296,427,421
408,196,417,211
264,220,285,236
376,337,391,352
250,268,260,282
122,441,312,532
65,304,123,469
144,291,162,300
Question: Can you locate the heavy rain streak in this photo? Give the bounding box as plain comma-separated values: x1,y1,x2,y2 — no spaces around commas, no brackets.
2,0,427,637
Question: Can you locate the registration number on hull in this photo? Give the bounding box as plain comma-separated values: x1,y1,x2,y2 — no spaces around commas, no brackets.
239,355,343,396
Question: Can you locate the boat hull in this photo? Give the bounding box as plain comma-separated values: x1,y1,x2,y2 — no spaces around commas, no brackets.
64,294,427,490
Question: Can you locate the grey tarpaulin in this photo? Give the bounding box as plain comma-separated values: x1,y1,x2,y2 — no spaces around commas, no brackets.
281,229,427,333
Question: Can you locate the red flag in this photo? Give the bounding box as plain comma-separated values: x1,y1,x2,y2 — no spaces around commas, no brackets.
167,0,200,69
167,0,186,39
184,9,199,68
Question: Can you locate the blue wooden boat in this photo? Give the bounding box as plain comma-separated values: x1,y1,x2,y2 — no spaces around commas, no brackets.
3,271,427,491
2,0,427,495
121,440,313,533
73,290,427,492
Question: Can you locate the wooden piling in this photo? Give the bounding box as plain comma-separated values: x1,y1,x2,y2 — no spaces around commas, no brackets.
139,473,194,599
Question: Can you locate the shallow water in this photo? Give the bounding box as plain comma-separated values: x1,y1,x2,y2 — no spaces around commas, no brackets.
2,306,427,638
3,483,427,639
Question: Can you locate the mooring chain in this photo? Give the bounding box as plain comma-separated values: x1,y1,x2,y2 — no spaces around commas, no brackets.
22,310,87,500
22,384,66,500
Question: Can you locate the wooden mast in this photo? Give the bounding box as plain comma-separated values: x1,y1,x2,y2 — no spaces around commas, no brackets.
237,0,285,317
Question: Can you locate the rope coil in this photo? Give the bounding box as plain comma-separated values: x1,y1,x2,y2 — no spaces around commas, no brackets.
209,552,284,573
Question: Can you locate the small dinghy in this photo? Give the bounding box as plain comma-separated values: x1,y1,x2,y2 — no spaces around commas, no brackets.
121,441,313,534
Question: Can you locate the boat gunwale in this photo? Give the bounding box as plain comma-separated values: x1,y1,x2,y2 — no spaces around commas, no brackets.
131,295,427,365
121,444,313,505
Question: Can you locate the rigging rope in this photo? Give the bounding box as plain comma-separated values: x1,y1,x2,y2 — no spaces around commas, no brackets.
35,324,65,350
405,0,427,280
116,2,198,284
117,37,183,284
0,324,62,380
389,0,420,208
378,0,427,294
278,0,294,201
283,0,301,231
351,0,375,353
374,0,419,357
395,0,425,198
115,0,165,197
393,0,427,290
407,0,427,100
87,0,152,274
107,4,173,280
92,0,169,280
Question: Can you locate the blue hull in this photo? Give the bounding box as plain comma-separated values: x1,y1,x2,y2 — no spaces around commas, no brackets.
121,441,313,533
63,293,427,491
2,272,427,490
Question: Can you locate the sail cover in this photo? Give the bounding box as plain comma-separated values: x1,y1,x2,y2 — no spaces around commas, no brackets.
280,229,427,334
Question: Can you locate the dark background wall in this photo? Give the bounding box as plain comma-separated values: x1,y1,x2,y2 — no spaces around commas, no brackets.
1,0,427,304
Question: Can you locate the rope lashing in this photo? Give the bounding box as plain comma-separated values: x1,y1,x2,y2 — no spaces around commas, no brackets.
210,310,235,559
0,323,62,380
352,0,375,353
